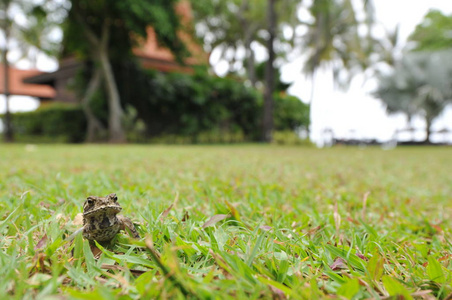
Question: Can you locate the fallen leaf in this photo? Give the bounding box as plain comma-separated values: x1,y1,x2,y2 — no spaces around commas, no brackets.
346,216,359,225
307,225,323,235
202,214,228,228
34,234,48,250
181,211,190,222
439,254,452,262
160,204,174,220
90,244,102,258
160,192,179,221
355,252,367,261
430,223,443,232
39,202,51,209
330,257,348,270
269,284,287,300
260,225,272,231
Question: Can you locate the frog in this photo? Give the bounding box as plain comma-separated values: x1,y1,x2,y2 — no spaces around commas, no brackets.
82,193,140,243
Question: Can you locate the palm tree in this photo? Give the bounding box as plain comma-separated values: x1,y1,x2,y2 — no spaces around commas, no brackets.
303,0,375,86
301,0,376,136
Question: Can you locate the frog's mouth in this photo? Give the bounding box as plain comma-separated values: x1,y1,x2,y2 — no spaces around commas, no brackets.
83,205,122,216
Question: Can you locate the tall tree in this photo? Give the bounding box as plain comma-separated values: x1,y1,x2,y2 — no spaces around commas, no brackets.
0,0,13,142
262,0,276,142
191,0,375,141
64,0,187,143
190,0,298,87
303,0,376,88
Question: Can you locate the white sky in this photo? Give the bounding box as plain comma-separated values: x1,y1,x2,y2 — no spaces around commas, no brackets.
1,0,452,144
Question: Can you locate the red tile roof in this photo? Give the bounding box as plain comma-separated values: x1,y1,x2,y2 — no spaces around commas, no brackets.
0,66,55,99
132,1,208,67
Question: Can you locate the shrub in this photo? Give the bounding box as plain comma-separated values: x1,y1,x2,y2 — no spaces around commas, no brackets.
274,94,310,131
10,104,86,143
115,64,310,142
272,130,313,146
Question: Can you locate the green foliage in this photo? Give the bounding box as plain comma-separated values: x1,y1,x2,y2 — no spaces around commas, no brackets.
273,94,310,131
409,10,452,52
63,0,187,61
117,66,261,139
0,145,452,298
374,51,452,141
271,131,312,145
116,65,309,142
7,67,310,144
10,104,86,143
304,0,375,88
189,0,298,76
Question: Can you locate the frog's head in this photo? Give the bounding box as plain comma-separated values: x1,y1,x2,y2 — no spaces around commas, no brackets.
83,193,122,217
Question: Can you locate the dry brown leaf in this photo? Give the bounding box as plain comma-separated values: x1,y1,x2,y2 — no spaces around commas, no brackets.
181,211,190,222
269,284,287,300
34,234,48,250
160,192,179,221
330,257,347,270
202,214,228,229
260,225,272,231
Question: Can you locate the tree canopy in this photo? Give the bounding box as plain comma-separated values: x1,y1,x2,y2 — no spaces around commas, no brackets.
374,51,452,142
409,10,452,52
63,0,188,142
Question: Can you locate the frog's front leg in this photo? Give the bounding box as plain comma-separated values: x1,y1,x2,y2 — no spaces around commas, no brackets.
118,215,140,239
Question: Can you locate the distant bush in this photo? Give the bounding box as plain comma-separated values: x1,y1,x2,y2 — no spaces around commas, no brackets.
115,65,310,142
11,104,86,143
272,130,313,146
115,66,263,141
274,94,310,132
7,66,310,144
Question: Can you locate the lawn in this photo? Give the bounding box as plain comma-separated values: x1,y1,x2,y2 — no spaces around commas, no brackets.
1,144,451,299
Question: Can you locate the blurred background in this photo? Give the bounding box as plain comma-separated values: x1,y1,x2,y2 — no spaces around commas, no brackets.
0,0,451,146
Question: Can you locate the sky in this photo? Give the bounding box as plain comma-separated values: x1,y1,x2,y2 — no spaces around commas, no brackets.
1,0,452,144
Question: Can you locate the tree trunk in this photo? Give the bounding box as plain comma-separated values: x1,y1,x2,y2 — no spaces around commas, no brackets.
81,67,105,142
238,1,257,87
75,11,126,143
2,24,12,142
99,48,126,143
244,28,257,87
262,0,276,142
96,22,126,143
424,117,432,144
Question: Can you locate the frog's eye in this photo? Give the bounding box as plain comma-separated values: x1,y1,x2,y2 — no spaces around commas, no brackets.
109,193,118,202
86,197,94,205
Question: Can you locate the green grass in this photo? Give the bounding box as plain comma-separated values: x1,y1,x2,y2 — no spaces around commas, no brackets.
1,144,452,299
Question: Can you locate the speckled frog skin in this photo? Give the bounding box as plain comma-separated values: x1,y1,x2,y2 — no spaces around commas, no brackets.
82,193,140,242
